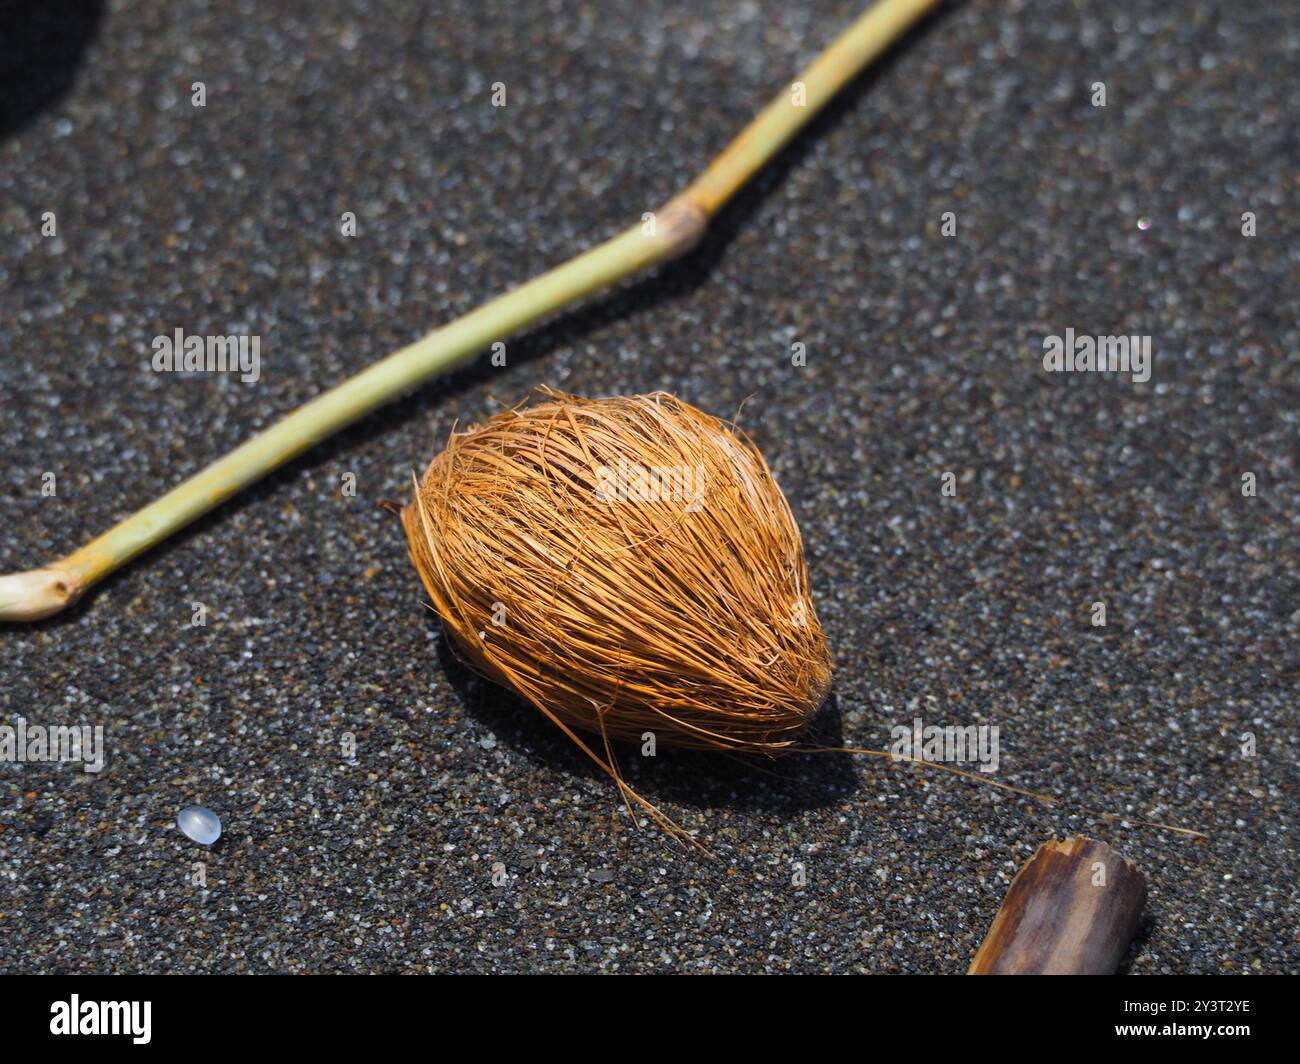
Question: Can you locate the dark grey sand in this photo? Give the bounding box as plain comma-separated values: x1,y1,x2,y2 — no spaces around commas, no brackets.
1,0,1296,973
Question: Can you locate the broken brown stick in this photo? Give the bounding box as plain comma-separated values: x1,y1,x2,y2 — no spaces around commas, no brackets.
968,837,1147,975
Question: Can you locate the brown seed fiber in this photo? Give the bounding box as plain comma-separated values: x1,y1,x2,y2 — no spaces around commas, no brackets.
402,389,832,835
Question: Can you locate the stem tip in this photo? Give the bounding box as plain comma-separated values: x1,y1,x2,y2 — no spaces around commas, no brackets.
0,566,81,622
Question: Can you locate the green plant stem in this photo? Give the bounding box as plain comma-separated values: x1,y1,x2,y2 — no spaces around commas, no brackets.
0,0,940,622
